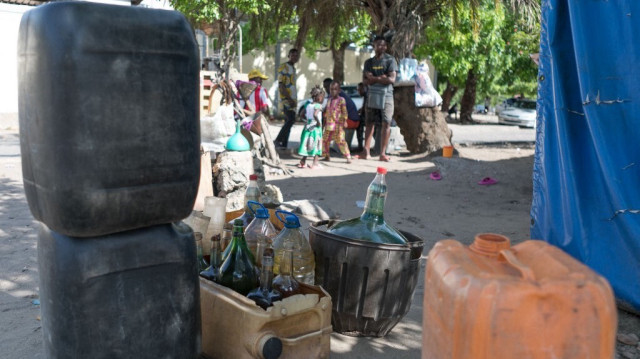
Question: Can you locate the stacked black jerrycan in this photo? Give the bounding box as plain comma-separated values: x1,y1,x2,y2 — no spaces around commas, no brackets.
18,2,201,358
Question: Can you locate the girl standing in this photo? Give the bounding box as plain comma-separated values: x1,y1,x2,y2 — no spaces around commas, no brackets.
298,86,324,169
322,81,352,163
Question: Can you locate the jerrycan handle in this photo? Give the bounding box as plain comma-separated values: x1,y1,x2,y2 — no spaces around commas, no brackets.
275,210,291,224
247,200,265,216
498,249,536,282
275,210,300,228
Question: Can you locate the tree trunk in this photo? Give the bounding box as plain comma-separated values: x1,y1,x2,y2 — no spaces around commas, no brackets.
331,41,349,84
440,81,458,112
393,83,452,153
459,69,477,124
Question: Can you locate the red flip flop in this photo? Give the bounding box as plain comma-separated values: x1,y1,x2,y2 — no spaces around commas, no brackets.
478,177,498,185
296,163,306,169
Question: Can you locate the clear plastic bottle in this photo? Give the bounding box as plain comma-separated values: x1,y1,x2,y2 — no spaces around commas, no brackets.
272,247,302,298
328,167,408,244
218,219,258,295
244,201,278,267
247,248,283,309
228,174,261,229
272,210,315,285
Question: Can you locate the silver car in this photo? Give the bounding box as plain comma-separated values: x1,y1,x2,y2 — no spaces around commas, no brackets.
498,99,537,128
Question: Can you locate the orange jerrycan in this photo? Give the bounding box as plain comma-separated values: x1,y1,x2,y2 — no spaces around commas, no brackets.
422,233,617,359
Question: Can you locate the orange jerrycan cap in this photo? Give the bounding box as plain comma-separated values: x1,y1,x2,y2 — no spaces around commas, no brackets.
469,233,511,257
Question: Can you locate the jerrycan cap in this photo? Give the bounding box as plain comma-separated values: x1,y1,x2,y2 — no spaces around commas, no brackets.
469,233,511,257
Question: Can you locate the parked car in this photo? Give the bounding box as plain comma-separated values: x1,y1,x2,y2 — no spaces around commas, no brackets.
495,98,517,116
296,85,363,120
497,99,537,128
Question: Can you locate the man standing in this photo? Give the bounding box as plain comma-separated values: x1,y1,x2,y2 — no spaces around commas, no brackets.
361,36,397,162
274,48,300,149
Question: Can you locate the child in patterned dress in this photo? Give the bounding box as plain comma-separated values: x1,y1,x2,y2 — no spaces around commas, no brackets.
322,81,352,163
297,86,324,169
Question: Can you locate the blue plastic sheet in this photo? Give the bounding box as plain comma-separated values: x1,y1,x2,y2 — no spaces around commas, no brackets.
532,0,640,312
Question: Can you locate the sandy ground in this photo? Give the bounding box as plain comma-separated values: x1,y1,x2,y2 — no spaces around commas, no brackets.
1,113,638,358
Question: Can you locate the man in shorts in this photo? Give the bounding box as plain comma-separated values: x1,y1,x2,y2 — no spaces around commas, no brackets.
361,36,397,161
274,48,300,149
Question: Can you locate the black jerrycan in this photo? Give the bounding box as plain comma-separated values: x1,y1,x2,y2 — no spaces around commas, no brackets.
18,1,201,237
38,221,201,358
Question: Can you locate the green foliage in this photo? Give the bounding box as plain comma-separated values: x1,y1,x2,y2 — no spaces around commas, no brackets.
170,0,270,24
417,0,540,102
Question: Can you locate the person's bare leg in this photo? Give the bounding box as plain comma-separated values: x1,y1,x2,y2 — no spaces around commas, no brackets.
362,123,375,159
379,122,391,161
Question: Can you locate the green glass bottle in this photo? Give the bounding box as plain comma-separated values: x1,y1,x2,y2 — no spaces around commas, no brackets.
328,167,408,244
218,219,258,295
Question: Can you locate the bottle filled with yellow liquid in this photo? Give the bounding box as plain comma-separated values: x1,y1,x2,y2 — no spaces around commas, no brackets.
272,210,315,285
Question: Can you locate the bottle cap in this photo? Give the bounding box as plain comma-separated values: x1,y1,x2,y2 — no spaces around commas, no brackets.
284,215,300,228
255,207,269,219
250,174,258,180
234,218,244,226
377,167,387,174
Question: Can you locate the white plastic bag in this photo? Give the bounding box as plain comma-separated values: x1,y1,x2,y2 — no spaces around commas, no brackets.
398,58,418,82
201,104,236,142
414,64,442,108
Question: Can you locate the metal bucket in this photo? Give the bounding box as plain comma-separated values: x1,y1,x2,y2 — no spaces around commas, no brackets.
308,220,424,337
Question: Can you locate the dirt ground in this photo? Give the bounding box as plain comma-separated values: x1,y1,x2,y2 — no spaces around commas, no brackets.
1,114,638,358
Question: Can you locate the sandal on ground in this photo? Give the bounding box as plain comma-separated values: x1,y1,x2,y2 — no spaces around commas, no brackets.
322,156,331,161
308,164,323,169
430,171,442,181
296,163,306,169
478,177,498,185
379,155,391,162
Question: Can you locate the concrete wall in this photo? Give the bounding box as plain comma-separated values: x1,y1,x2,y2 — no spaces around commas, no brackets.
0,4,29,114
234,43,375,106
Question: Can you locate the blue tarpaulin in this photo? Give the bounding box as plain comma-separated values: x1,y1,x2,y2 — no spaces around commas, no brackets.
532,0,640,312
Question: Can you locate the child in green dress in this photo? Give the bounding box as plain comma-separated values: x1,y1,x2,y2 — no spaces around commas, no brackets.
298,86,325,169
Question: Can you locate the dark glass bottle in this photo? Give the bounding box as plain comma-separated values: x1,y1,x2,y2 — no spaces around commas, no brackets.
247,248,282,309
272,247,302,298
218,219,258,295
328,167,408,244
195,232,209,272
200,234,222,282
228,174,261,228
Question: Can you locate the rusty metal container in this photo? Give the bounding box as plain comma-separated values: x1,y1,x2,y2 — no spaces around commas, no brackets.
423,233,617,359
199,279,331,359
308,220,424,337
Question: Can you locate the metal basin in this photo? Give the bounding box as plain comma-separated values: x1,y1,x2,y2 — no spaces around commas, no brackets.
309,220,424,337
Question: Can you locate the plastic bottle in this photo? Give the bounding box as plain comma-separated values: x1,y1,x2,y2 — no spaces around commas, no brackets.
218,219,258,295
228,174,261,229
244,201,278,267
247,248,283,309
328,167,408,244
272,210,315,285
272,247,302,298
200,234,222,282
